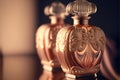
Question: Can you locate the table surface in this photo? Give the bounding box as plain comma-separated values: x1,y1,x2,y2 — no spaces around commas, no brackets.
0,54,107,80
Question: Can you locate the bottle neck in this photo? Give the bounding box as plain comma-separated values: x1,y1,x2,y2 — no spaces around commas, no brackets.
49,16,64,25
72,16,90,26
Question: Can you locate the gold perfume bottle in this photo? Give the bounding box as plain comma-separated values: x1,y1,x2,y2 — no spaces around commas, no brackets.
56,0,106,78
36,1,68,71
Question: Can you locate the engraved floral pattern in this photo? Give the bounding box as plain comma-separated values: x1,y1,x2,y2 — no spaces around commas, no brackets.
56,27,70,52
69,26,105,53
88,27,106,51
69,27,87,52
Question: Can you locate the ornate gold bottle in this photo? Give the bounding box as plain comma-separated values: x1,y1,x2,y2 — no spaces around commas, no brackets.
36,2,68,71
56,0,106,78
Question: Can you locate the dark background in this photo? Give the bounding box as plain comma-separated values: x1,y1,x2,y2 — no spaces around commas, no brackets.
35,0,120,76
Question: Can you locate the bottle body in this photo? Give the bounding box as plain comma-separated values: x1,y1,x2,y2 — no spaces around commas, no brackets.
56,24,106,76
36,22,69,71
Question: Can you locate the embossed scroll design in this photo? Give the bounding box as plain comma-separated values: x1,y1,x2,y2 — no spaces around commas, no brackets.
56,25,106,75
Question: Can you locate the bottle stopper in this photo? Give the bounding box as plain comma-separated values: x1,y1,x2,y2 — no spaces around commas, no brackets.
44,1,68,18
66,0,97,16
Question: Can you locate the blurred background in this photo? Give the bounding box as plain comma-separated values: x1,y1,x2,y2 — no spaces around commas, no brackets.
0,0,119,80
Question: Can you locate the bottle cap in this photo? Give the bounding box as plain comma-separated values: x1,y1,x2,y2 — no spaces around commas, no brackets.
66,0,97,16
44,1,68,18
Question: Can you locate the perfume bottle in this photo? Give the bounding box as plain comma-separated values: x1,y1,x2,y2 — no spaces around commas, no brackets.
36,1,68,71
56,0,106,78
